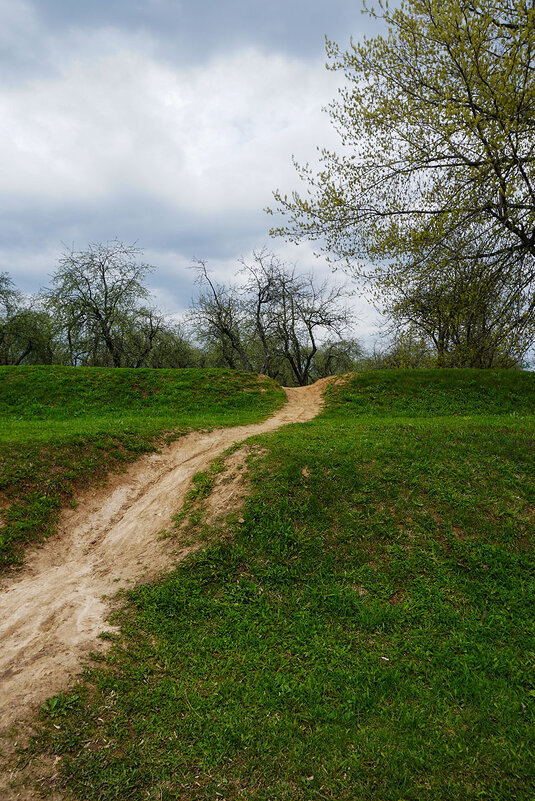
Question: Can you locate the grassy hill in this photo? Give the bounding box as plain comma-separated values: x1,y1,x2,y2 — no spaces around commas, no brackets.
0,366,285,569
329,368,535,417
14,369,535,799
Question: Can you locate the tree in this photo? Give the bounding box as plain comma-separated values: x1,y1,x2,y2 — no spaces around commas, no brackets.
45,241,156,367
272,0,535,266
0,273,58,365
0,272,20,319
189,250,357,385
309,337,364,380
0,272,21,363
111,306,167,369
144,322,202,369
266,259,353,385
270,0,535,357
190,260,254,372
383,230,535,366
2,307,57,366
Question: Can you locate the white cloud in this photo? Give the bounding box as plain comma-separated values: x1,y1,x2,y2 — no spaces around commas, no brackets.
0,20,383,340
0,39,340,211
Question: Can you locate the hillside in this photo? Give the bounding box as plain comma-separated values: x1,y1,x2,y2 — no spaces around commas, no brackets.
0,365,285,440
0,366,285,569
7,368,535,800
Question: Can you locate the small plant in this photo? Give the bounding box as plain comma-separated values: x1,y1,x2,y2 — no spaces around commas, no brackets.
42,692,81,718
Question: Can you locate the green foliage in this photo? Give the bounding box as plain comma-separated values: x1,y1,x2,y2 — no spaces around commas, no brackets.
381,248,535,368
270,0,535,366
0,366,285,569
28,369,535,800
273,0,535,263
0,273,56,366
42,693,82,718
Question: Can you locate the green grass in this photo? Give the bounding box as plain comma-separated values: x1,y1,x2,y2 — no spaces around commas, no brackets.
328,368,535,417
0,366,285,569
0,365,285,441
18,369,535,799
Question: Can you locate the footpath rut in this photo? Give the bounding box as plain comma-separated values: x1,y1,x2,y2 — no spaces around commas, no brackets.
0,380,327,731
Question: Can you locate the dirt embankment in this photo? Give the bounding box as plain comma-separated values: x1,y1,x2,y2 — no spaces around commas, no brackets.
0,379,329,734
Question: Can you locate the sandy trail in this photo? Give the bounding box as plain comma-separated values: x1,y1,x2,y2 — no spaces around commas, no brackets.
0,380,328,731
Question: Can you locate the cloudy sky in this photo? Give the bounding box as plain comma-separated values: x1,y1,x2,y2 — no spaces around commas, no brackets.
1,0,383,341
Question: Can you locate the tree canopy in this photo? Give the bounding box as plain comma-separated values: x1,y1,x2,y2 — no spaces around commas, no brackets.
271,0,535,270
269,0,535,366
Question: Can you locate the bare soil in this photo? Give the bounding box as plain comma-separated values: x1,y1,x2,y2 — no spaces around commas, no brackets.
0,380,328,738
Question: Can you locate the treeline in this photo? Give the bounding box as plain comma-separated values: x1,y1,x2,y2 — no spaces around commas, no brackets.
0,242,366,385
0,243,198,372
1,240,531,381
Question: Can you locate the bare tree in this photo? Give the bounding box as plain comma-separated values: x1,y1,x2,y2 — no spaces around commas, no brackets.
272,265,352,385
237,251,284,377
189,259,254,372
189,250,357,385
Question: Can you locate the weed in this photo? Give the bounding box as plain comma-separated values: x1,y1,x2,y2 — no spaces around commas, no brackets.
42,693,81,718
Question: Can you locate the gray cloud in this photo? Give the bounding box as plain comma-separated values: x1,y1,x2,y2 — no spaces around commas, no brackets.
30,0,377,63
1,0,385,345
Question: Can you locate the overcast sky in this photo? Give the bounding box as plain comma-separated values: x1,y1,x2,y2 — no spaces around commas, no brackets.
1,0,383,342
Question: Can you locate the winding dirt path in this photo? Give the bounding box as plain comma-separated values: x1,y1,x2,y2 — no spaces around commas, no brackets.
0,380,328,732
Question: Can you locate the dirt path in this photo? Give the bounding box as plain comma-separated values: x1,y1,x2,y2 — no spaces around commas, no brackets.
0,379,328,733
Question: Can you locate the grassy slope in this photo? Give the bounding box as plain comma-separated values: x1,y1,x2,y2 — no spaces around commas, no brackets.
24,370,535,800
0,366,285,569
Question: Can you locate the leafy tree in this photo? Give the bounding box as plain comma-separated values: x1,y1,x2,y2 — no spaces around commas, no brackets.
383,230,535,367
270,0,535,361
272,0,535,266
0,272,21,364
0,274,58,365
112,306,167,369
2,307,57,365
144,322,202,369
309,337,364,380
0,272,20,319
373,332,437,370
45,241,158,367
